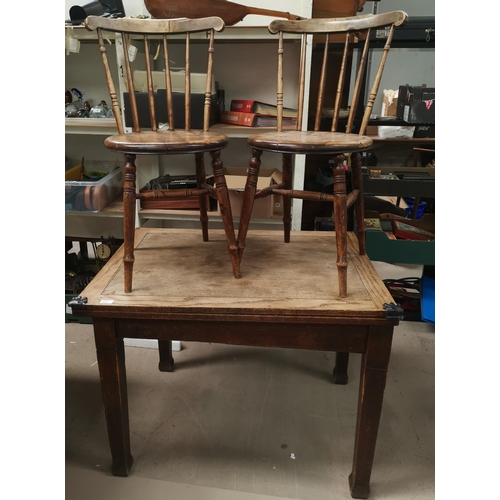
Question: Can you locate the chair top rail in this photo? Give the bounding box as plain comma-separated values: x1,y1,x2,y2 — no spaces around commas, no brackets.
269,11,407,35
85,15,225,35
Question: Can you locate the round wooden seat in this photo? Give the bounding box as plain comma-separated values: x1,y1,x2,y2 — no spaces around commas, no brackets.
104,130,229,155
248,130,373,154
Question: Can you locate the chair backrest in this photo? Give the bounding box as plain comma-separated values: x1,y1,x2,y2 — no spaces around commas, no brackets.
268,11,408,134
84,16,225,134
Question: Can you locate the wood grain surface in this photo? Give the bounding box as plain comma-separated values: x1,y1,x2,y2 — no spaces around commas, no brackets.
75,228,394,319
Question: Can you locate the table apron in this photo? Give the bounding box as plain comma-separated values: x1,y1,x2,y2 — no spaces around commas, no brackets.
110,318,370,353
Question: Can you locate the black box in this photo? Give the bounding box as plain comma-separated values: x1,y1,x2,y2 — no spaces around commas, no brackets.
369,17,435,48
123,90,222,129
397,85,435,124
413,124,435,138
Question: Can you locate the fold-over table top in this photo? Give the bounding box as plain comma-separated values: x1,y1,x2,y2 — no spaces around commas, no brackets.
74,228,396,321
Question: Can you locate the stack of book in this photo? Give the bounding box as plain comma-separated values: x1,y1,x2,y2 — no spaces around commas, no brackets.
220,99,297,127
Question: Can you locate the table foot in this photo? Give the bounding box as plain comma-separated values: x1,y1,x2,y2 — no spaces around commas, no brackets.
158,357,175,372
112,454,134,477
348,472,370,499
333,352,349,384
158,340,175,372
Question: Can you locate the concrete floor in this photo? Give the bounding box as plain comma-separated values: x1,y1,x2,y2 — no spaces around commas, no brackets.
65,263,435,500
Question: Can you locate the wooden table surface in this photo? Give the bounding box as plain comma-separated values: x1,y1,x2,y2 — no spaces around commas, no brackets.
71,228,400,499
78,228,395,319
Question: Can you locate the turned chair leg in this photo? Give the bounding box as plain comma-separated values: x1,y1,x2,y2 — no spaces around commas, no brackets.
282,153,293,243
237,148,263,263
195,152,209,242
123,154,137,294
351,152,366,255
211,150,240,279
333,154,348,298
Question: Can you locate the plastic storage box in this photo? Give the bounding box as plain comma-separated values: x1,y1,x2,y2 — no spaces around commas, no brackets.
65,161,123,212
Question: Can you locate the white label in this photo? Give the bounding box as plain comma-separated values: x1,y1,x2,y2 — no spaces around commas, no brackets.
403,105,410,122
128,45,138,62
66,37,80,54
100,299,114,304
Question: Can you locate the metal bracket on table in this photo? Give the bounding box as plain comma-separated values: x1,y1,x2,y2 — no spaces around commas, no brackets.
68,296,88,308
383,302,405,320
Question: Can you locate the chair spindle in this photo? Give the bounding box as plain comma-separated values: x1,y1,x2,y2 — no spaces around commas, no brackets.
144,35,157,131
162,34,175,130
96,28,124,134
314,34,329,132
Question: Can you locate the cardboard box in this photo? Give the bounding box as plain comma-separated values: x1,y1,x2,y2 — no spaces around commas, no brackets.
396,85,435,124
381,90,398,117
219,167,283,218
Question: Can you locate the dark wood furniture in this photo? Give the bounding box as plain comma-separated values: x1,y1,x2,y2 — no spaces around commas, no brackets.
236,11,408,298
84,16,240,292
70,227,402,499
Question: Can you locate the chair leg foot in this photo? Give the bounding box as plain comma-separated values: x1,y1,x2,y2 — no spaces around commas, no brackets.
123,260,134,294
229,247,241,279
337,263,348,298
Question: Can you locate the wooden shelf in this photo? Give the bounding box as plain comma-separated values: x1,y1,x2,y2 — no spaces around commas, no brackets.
211,122,296,138
65,24,300,42
65,118,118,135
367,135,435,144
66,199,282,225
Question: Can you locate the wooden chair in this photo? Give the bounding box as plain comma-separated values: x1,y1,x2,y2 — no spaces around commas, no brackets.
85,16,240,293
237,11,408,297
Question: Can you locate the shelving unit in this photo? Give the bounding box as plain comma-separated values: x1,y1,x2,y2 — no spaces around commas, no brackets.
65,6,313,239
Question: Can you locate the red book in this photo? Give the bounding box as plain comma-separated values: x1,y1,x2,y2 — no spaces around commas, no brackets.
230,99,298,118
219,110,296,127
219,110,257,127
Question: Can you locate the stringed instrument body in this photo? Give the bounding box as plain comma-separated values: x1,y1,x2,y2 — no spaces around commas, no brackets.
143,0,304,26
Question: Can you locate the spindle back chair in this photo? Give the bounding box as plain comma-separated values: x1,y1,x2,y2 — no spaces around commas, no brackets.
236,11,408,297
85,16,240,293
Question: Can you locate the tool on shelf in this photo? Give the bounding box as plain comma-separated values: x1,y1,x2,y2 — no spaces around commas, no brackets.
143,0,304,26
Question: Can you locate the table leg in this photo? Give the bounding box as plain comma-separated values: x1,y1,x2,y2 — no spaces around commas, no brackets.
158,339,175,372
349,326,393,499
333,352,349,384
94,318,134,477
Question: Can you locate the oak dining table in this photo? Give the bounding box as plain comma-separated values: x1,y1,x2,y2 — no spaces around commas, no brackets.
70,227,402,499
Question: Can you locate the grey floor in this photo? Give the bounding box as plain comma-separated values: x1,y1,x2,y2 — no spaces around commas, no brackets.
65,262,435,500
